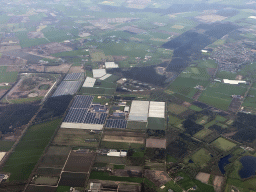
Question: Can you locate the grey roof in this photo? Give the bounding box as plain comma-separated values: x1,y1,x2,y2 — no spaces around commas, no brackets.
83,77,96,87
93,69,106,78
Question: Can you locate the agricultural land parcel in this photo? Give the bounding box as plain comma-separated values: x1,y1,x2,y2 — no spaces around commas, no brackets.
199,82,248,110
211,137,237,151
52,128,101,148
3,119,62,181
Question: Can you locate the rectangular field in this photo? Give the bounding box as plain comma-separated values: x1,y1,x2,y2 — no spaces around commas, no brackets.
39,146,70,169
3,119,62,181
168,103,187,115
191,148,211,168
193,129,213,140
211,137,237,151
53,128,101,147
127,121,147,130
64,151,95,173
147,117,165,130
100,141,144,150
102,135,144,144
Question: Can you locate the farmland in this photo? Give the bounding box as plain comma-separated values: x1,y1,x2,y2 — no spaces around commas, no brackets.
211,137,237,151
3,119,62,181
0,66,18,83
53,128,101,148
191,148,212,168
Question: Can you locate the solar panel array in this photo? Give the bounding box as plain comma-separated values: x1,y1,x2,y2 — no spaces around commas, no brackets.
105,120,127,129
64,73,82,81
64,95,107,125
71,95,94,109
52,81,82,97
64,108,88,123
83,112,107,124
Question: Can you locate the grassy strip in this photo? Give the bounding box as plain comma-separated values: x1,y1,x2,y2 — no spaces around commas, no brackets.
3,119,62,181
89,171,144,183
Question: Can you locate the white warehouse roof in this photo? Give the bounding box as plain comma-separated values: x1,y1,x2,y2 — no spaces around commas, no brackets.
107,151,127,157
83,77,96,87
223,79,247,85
128,100,149,122
61,122,103,130
105,62,119,69
149,101,165,118
93,69,106,78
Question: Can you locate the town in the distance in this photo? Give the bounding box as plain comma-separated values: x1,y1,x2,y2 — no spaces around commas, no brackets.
0,0,256,192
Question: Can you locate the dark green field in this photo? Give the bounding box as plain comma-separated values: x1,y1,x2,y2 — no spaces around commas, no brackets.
3,119,62,181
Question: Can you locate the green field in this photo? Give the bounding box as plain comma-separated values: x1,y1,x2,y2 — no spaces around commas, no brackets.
15,31,49,48
147,117,165,130
127,121,147,130
98,41,149,58
180,67,210,81
226,177,256,191
80,87,115,95
0,140,14,152
189,105,203,112
211,137,237,151
0,66,18,83
169,77,209,98
199,82,248,110
8,96,43,104
243,89,256,109
89,171,144,183
197,59,217,69
168,115,184,130
193,129,213,140
3,119,62,181
191,148,211,168
168,103,187,115
52,49,89,57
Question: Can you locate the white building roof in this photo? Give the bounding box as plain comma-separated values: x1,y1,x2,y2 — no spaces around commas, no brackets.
61,122,103,130
0,152,6,162
107,151,127,157
83,77,96,87
105,62,119,69
93,69,107,78
124,106,130,112
128,100,149,122
100,73,112,80
149,101,165,118
223,79,247,85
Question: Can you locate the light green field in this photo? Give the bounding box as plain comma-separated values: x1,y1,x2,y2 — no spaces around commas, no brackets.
169,77,209,98
90,51,106,62
197,59,217,68
0,66,18,83
168,103,187,115
199,82,248,111
211,137,237,151
194,129,213,140
196,116,209,125
191,148,211,168
189,105,202,112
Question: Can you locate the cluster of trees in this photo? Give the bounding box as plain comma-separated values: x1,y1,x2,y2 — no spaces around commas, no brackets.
0,102,40,134
232,113,256,143
35,95,73,122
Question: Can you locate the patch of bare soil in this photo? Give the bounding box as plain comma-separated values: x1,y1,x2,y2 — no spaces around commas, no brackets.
213,176,225,192
196,172,210,184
